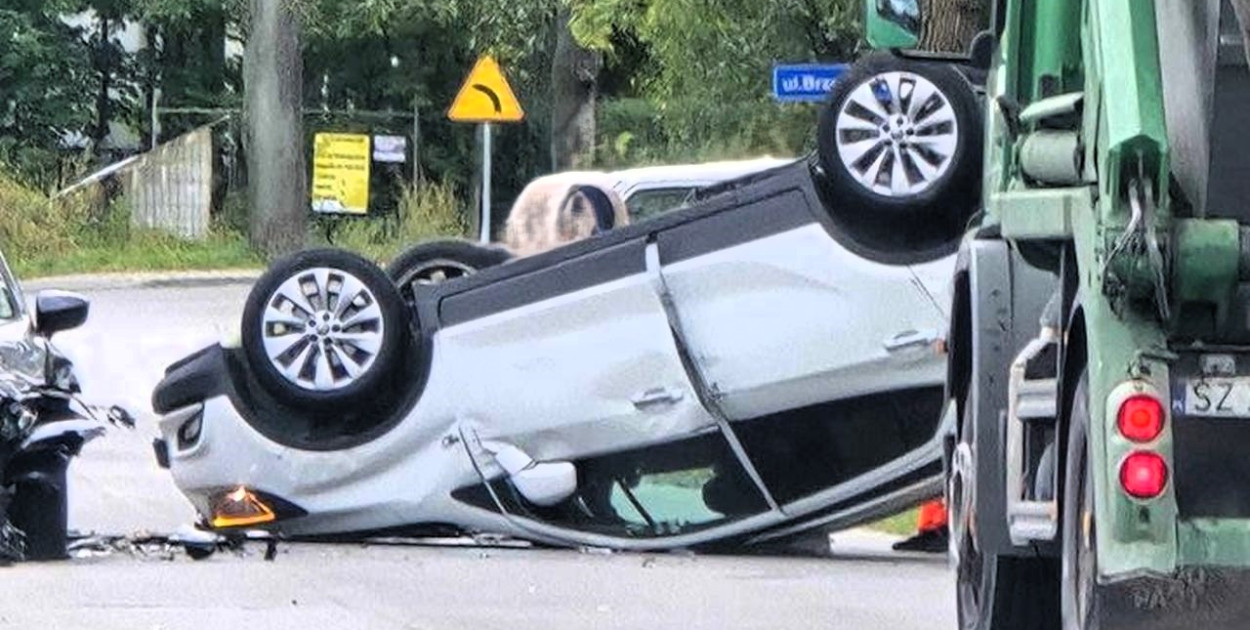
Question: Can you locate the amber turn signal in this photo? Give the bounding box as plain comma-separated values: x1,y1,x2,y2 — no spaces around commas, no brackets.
210,486,277,528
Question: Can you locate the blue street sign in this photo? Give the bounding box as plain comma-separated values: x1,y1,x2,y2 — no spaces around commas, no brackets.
772,63,848,103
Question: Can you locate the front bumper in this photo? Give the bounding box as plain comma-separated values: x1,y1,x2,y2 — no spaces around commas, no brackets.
150,347,499,538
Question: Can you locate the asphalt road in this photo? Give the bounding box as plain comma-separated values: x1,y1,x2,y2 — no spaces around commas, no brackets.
3,274,955,630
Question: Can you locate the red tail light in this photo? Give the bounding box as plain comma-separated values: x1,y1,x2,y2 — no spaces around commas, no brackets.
1120,451,1168,499
1117,395,1164,442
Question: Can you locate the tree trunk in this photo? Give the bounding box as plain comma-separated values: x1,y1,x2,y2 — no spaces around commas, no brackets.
243,0,307,258
919,0,988,54
92,13,113,150
550,7,601,171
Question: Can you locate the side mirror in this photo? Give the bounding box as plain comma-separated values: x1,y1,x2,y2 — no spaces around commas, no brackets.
34,290,90,338
512,462,578,508
482,440,577,507
866,0,922,49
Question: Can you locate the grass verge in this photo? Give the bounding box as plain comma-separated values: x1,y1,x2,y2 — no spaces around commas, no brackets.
1,173,468,279
865,507,919,537
17,229,262,278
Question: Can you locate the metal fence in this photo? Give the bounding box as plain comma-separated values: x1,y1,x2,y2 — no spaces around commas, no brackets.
124,126,214,240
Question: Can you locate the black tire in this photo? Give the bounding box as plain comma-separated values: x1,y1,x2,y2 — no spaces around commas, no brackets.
241,248,410,412
953,396,1060,630
7,452,70,561
1061,373,1102,630
815,52,982,259
386,238,512,304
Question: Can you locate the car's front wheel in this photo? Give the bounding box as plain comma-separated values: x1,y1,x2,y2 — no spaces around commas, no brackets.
241,248,410,413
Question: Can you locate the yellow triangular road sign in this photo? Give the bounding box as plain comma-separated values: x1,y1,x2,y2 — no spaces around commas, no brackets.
448,56,525,123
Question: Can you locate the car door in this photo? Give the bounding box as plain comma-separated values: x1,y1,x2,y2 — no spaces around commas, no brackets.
652,175,951,513
434,238,717,460
655,194,947,422
434,236,776,545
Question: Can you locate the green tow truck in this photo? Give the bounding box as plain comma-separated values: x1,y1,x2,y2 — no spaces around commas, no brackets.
854,0,1250,627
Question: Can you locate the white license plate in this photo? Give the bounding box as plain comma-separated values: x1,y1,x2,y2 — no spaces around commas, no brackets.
1181,377,1250,417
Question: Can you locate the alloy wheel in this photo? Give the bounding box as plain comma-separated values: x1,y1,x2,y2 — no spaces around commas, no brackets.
834,70,959,197
259,267,385,391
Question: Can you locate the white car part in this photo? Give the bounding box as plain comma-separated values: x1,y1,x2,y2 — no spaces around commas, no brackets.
480,440,577,507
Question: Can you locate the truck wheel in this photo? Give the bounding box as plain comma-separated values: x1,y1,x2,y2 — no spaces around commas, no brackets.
953,398,1060,630
1061,373,1103,629
387,239,512,305
241,248,410,412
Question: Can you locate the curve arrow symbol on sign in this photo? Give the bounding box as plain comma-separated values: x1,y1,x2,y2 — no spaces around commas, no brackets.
472,84,502,113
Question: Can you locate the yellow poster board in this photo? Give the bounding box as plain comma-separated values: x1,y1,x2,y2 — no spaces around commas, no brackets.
448,56,525,123
311,133,371,214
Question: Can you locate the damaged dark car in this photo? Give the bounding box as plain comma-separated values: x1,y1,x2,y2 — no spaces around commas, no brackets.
0,250,129,562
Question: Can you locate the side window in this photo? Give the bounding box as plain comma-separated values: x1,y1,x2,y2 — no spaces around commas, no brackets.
732,387,945,504
625,187,698,222
488,432,769,538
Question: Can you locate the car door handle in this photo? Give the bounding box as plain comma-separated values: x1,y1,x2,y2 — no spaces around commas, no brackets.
632,387,685,409
884,329,938,352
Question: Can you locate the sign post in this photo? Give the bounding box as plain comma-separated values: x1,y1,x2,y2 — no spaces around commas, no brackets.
481,123,492,243
448,55,525,243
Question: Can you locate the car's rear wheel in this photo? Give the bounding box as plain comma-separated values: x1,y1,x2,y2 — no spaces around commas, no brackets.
815,53,982,261
241,248,409,412
387,239,512,305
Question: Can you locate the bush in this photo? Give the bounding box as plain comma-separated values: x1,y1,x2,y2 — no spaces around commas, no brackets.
314,179,470,264
0,170,262,278
596,96,820,170
0,173,81,263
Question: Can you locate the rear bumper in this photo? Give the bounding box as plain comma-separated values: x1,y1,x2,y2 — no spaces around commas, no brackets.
1097,566,1250,630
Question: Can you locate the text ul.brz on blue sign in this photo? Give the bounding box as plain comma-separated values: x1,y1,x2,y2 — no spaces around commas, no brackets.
772,64,848,102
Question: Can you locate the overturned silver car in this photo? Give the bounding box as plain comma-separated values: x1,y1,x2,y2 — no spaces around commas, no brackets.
152,52,984,550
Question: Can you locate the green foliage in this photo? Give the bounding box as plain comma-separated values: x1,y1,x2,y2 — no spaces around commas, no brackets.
0,4,95,189
3,0,867,276
568,0,647,53
0,173,80,262
867,507,921,536
636,0,860,147
0,171,260,277
573,0,862,166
